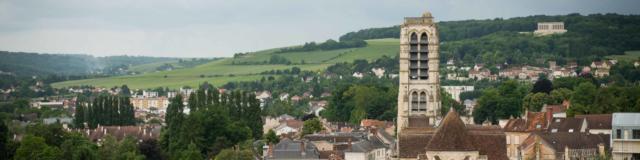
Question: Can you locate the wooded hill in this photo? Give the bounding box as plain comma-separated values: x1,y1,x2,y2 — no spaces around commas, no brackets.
51,13,640,89
0,51,182,76
342,13,640,66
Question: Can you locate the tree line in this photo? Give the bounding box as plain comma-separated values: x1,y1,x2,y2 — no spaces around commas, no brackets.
276,39,367,53
73,95,136,128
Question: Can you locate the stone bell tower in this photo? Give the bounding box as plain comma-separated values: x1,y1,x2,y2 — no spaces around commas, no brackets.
397,11,441,132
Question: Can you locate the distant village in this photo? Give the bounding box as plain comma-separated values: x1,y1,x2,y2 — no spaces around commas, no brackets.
4,15,640,160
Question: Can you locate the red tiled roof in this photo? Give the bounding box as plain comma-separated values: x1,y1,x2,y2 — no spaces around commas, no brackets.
83,125,161,142
360,119,386,128
503,112,548,132
284,119,304,129
546,104,567,114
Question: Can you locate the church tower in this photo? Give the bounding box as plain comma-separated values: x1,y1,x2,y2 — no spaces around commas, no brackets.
397,11,441,131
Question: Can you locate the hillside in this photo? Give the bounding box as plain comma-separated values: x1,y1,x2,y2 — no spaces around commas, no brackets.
51,39,400,89
0,51,182,76
51,13,640,89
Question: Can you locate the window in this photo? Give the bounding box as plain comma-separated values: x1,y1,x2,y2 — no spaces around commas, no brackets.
411,92,419,112
617,129,622,139
409,32,419,80
418,33,429,80
633,130,640,139
419,92,427,111
410,91,428,112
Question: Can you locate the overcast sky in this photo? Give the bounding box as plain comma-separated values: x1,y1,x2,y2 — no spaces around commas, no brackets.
0,0,639,58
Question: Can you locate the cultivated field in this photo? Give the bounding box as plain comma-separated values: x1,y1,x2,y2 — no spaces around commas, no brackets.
52,39,400,89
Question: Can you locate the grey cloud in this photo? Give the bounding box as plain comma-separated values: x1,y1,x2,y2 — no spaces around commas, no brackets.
0,0,638,57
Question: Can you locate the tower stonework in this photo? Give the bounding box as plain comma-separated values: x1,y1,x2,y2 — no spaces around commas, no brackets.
397,11,441,132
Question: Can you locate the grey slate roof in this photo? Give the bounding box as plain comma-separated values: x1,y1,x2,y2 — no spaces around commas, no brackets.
267,139,321,160
612,113,640,127
348,136,387,153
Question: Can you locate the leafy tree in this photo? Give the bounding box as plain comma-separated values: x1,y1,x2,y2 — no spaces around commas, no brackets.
15,135,62,160
120,85,131,96
473,80,528,124
522,92,552,112
74,100,86,128
302,118,323,136
60,133,98,160
440,89,467,116
98,135,118,160
40,146,63,160
567,82,598,116
264,129,279,145
215,148,253,160
553,77,591,90
532,76,552,94
116,136,145,160
0,118,9,159
178,143,203,160
25,123,68,147
139,139,165,160
550,88,573,104
323,84,396,124
161,94,186,155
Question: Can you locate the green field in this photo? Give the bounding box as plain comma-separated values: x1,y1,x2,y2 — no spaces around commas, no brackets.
52,39,400,89
127,60,181,73
606,50,640,62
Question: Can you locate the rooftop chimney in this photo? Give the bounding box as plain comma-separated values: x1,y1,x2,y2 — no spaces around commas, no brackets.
268,143,274,158
300,141,306,156
545,106,553,127
348,138,353,151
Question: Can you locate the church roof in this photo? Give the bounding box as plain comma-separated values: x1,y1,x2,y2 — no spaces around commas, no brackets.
398,109,509,160
426,109,475,151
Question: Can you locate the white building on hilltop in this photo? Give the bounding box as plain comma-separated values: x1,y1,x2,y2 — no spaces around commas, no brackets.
534,22,567,36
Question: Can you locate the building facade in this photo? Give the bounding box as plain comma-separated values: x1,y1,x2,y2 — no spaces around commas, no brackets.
534,22,567,36
397,11,441,130
612,113,640,160
130,96,169,111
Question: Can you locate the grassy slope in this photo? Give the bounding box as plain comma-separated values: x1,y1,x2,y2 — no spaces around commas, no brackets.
52,39,400,89
127,60,181,73
606,50,640,62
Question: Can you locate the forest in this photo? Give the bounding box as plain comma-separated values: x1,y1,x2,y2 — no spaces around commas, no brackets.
0,51,180,76
340,13,640,66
